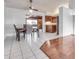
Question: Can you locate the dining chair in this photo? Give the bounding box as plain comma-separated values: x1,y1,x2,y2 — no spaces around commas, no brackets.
26,25,33,38
32,25,39,37
14,24,26,41
14,24,20,41
23,24,27,38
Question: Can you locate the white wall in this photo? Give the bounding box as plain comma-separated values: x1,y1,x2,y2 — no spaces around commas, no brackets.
4,7,26,24
59,7,74,36
59,7,63,36
4,7,26,38
69,0,75,10
42,14,46,32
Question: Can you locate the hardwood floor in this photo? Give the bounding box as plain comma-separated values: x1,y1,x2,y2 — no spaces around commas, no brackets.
40,35,75,59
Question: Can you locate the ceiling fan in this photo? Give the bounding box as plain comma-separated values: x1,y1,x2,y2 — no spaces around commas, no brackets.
26,0,39,16
25,0,45,16
29,0,39,12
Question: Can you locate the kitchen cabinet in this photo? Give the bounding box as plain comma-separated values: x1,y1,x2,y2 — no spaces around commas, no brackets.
45,16,57,33
46,24,56,33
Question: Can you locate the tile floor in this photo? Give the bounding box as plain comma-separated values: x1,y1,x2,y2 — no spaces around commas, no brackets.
4,32,59,59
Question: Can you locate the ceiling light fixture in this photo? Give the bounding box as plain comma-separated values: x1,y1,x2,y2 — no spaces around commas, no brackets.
29,9,33,13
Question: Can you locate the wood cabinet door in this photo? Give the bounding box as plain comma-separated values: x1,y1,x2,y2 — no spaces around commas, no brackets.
46,25,56,33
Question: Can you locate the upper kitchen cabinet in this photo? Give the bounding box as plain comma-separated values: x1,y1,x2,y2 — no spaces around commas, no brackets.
45,16,57,23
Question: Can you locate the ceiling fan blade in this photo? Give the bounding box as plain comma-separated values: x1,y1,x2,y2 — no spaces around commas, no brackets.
32,8,45,13
32,9,39,11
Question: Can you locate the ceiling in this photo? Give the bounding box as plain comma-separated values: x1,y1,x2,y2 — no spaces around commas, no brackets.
4,0,69,15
